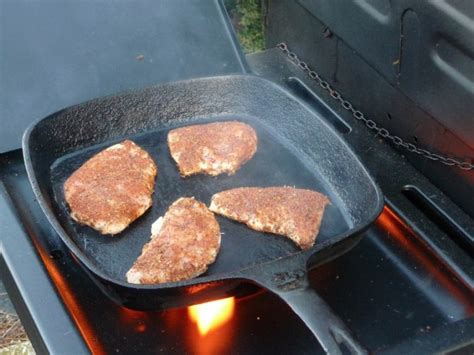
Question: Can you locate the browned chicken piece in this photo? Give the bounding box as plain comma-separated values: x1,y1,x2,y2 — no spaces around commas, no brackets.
126,197,221,284
64,140,157,235
167,121,257,177
209,187,329,250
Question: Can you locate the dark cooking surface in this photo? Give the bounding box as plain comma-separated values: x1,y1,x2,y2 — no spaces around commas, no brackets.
1,1,472,353
1,153,472,354
0,1,249,351
24,74,382,313
50,117,349,281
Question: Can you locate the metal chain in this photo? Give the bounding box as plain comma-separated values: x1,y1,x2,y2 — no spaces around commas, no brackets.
277,42,474,171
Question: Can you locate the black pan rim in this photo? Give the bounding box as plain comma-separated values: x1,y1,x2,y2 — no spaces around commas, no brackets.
22,74,384,290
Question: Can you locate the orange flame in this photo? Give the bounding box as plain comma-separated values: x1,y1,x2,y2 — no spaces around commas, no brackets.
377,206,474,315
26,236,105,354
187,297,235,336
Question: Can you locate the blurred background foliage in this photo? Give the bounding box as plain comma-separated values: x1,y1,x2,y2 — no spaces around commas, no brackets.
225,0,265,53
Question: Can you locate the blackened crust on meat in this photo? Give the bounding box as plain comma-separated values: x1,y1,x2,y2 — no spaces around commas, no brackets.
167,121,257,177
209,187,329,250
64,140,157,235
126,197,221,284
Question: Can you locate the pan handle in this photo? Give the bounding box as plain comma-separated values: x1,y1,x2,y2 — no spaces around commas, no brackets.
274,284,366,355
241,255,367,355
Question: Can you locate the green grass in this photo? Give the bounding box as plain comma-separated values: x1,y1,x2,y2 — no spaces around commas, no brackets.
225,0,265,53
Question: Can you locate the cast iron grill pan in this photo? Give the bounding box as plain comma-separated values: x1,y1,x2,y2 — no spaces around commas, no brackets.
24,75,383,354
49,117,349,280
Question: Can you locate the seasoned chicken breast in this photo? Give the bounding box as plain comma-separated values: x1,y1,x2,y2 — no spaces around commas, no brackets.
209,187,329,250
167,121,257,177
126,197,221,284
64,140,157,235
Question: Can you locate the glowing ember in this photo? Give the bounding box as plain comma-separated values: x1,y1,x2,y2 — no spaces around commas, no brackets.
188,297,235,335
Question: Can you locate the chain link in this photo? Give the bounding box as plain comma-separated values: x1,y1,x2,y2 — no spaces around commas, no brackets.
277,42,474,171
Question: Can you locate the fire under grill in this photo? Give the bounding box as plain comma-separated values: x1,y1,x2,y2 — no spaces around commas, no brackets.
1,1,473,354
1,153,473,353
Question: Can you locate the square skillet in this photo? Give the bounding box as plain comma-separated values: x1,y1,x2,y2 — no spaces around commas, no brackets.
24,75,383,354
